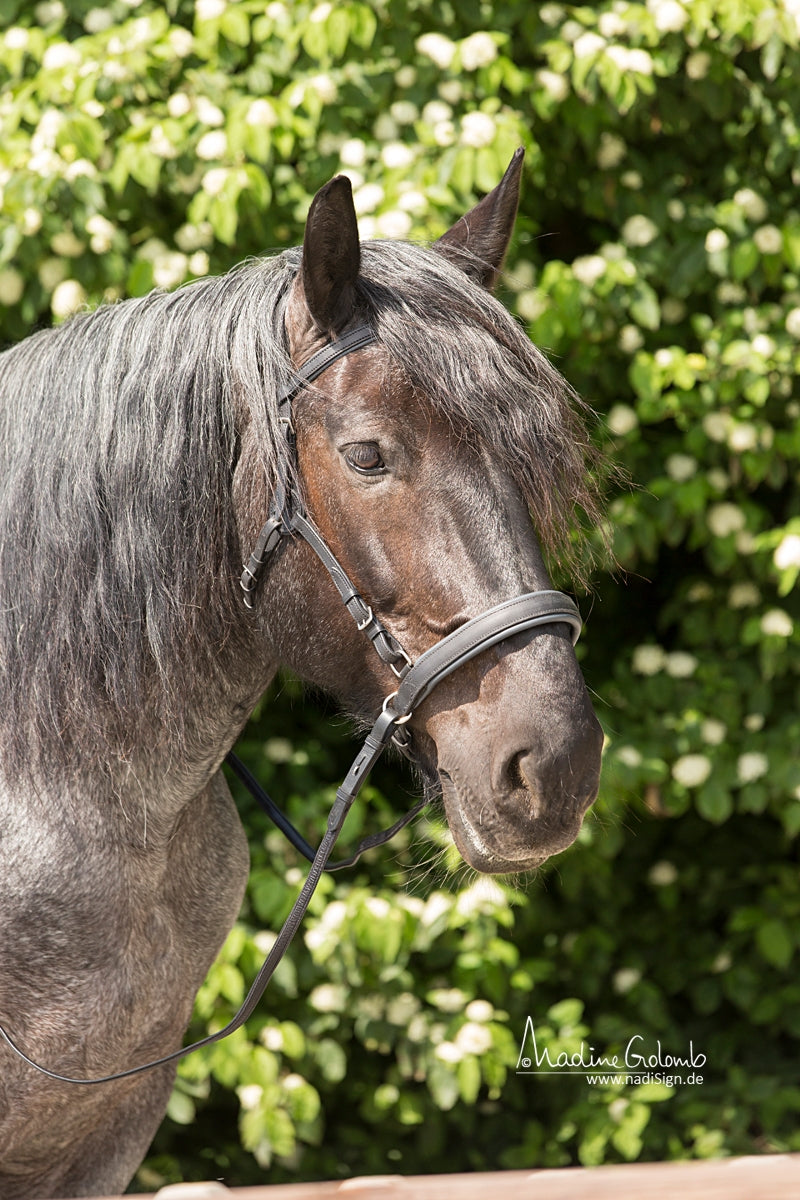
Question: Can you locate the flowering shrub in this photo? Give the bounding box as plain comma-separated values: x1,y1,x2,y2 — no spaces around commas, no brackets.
2,0,799,1188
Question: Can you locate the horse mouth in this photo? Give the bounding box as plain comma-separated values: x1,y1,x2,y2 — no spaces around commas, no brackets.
438,768,590,874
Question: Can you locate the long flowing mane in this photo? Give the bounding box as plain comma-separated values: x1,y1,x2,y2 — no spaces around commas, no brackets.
0,242,603,783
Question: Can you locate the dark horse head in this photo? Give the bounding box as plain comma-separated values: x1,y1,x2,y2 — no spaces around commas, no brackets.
240,150,605,871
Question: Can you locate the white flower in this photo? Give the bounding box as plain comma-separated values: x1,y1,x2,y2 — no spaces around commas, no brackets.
394,65,416,87
237,1084,263,1111
607,404,639,436
149,124,177,160
648,860,678,886
774,534,800,570
465,1000,494,1023
35,1,65,22
540,3,564,24
22,208,42,236
390,100,419,125
376,210,412,238
246,98,277,128
340,138,367,167
397,189,427,214
460,32,497,71
0,268,24,305
599,12,627,36
572,255,606,287
435,1041,463,1063
84,6,113,32
737,752,768,784
308,73,338,103
744,713,764,732
754,224,782,254
433,120,455,146
728,422,759,452
196,130,227,160
51,229,85,257
438,78,462,103
196,0,225,18
169,28,193,56
175,221,213,251
309,1,332,20
416,32,456,69
649,0,688,32
618,325,644,354
597,133,626,170
167,92,192,118
64,160,98,182
86,213,115,253
5,26,29,48
201,167,228,196
751,334,775,358
761,609,794,637
667,199,686,221
616,745,643,768
188,251,209,276
455,1022,493,1054
613,968,642,994
422,100,452,124
701,719,727,745
705,228,729,253
785,307,800,338
537,70,569,101
38,257,67,290
628,49,655,74
621,214,658,247
708,503,746,538
381,142,415,170
686,51,711,79
43,42,80,70
728,582,760,608
364,896,391,920
665,651,698,678
632,644,665,675
51,279,87,319
666,453,697,482
309,983,346,1012
702,411,730,442
672,754,713,788
152,251,188,289
460,111,496,148
573,32,605,58
734,188,768,223
353,183,384,215
196,97,225,127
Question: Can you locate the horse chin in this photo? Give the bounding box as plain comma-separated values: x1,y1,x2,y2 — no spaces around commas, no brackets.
438,768,591,875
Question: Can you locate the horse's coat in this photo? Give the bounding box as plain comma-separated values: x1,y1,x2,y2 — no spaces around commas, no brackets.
0,153,604,1197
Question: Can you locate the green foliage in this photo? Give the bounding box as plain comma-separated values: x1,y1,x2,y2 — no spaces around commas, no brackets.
2,0,799,1189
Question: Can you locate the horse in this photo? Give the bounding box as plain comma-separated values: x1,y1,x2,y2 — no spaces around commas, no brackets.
0,149,604,1198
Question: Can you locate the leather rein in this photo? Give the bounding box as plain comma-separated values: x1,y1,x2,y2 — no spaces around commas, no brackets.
0,324,582,1085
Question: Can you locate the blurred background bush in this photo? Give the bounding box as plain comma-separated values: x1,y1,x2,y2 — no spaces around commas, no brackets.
1,0,798,1187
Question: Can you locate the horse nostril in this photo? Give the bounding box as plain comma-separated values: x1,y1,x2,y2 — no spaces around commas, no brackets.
507,752,526,793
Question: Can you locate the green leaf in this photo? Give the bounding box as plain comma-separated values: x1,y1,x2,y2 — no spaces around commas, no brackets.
756,919,795,969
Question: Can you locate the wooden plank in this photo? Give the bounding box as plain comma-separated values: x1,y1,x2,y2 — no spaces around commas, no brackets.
78,1154,800,1200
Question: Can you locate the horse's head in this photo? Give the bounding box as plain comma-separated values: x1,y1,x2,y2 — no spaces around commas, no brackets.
248,151,604,874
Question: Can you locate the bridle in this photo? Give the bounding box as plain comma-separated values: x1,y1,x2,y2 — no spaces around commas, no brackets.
0,324,583,1086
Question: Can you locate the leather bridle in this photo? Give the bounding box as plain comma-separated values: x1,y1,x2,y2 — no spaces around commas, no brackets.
0,324,583,1085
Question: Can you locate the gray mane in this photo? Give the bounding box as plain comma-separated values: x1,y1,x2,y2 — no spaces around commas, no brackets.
0,241,603,784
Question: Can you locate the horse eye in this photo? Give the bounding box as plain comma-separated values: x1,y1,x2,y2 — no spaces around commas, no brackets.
346,443,385,475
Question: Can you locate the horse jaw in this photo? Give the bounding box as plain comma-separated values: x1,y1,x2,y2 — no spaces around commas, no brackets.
422,630,604,874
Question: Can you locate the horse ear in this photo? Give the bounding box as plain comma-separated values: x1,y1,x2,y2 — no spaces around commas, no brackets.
434,147,524,290
295,175,360,337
